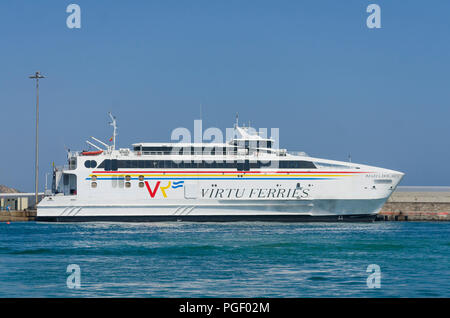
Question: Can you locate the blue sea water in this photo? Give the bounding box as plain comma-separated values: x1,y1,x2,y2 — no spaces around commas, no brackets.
0,221,449,297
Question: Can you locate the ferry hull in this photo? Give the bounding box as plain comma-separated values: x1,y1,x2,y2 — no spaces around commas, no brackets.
36,214,376,222
36,198,385,223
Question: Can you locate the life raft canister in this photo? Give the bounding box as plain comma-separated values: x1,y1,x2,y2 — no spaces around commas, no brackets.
81,150,103,156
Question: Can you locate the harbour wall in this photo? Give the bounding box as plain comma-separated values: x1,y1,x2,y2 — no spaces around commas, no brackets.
377,188,450,221
0,210,36,222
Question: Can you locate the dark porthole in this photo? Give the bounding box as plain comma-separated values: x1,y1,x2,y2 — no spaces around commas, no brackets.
84,160,98,169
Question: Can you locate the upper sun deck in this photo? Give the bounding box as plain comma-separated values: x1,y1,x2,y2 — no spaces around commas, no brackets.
130,142,284,157
64,114,367,172
131,125,283,156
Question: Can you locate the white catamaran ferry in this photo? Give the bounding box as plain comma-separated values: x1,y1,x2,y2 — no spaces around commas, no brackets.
37,114,404,222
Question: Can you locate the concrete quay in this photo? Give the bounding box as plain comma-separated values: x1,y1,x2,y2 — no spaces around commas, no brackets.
377,188,450,221
0,210,36,222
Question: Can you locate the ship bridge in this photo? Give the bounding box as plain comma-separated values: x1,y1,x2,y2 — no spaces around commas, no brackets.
132,124,287,157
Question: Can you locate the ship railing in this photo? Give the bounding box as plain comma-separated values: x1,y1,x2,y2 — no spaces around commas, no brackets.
68,151,81,157
138,151,241,156
55,165,65,171
136,150,284,157
55,165,71,171
287,151,309,157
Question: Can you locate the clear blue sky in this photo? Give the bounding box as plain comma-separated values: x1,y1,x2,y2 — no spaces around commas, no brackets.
1,0,449,191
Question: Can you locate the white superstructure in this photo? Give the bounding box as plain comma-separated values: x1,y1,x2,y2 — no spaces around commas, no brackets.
37,115,404,222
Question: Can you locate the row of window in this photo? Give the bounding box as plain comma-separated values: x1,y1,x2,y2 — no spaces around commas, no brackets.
97,159,316,170
133,142,273,154
134,146,238,155
84,160,98,169
230,140,273,149
92,181,306,189
91,181,144,188
92,175,143,182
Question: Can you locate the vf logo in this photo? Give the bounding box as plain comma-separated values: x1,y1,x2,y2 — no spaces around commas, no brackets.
366,264,381,288
66,264,81,289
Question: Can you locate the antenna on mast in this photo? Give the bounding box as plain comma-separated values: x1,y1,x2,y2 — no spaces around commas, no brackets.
235,113,239,128
108,112,117,151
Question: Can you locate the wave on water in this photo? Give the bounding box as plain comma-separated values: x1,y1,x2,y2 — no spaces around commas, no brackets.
0,222,449,297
